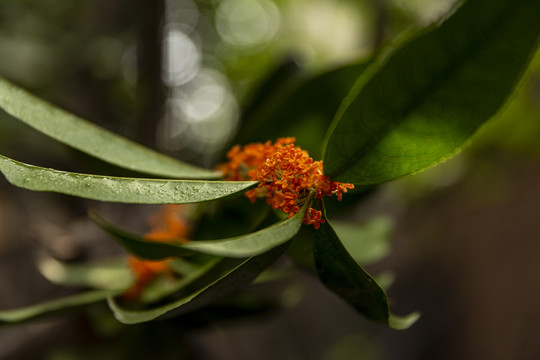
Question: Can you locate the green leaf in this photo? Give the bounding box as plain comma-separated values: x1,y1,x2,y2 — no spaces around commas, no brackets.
89,197,311,259
240,59,302,125
288,215,393,271
0,154,256,203
0,290,113,324
389,312,422,330
0,77,220,179
107,244,288,324
323,0,540,184
286,225,318,270
192,196,271,240
37,256,133,291
235,60,371,159
137,257,222,304
314,219,417,329
373,271,395,291
315,220,388,322
332,215,394,266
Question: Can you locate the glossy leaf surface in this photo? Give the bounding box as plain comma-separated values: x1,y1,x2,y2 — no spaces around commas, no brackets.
0,77,220,179
90,198,310,259
108,244,288,324
314,219,418,329
324,0,540,184
0,154,256,203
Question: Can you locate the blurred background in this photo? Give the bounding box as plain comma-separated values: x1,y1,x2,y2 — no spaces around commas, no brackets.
1,0,540,359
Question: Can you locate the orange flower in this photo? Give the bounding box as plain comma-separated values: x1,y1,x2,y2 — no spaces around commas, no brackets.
123,257,171,300
144,204,191,243
216,137,296,181
219,138,354,229
124,205,191,299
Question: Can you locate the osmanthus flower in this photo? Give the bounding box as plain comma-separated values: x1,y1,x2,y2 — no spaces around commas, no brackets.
217,138,354,229
124,205,191,299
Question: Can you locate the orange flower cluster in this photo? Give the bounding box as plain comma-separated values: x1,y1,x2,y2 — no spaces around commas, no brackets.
124,205,190,299
218,138,354,229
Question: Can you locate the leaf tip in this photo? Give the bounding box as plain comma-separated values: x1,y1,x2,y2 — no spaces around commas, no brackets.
388,311,421,330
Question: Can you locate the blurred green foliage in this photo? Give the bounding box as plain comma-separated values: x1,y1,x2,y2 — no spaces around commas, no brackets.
1,0,539,359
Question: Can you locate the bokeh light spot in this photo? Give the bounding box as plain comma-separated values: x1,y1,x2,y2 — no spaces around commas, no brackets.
162,27,201,86
215,0,280,48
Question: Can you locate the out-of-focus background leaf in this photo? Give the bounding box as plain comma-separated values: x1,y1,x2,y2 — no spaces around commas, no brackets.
1,0,540,359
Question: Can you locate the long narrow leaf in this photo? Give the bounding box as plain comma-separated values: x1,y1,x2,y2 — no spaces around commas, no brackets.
107,244,288,324
139,257,222,304
0,290,114,324
90,197,311,259
314,218,418,329
323,0,540,184
37,256,133,291
0,77,220,179
0,154,256,203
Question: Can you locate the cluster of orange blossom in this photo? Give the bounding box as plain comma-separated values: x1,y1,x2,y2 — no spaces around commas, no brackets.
124,138,353,297
124,205,190,299
217,138,354,229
